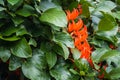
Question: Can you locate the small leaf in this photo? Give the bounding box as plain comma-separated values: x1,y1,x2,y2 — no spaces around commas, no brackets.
109,67,120,79
58,43,69,60
98,13,117,31
16,26,29,36
11,38,32,58
0,47,11,62
12,17,24,26
0,35,20,41
53,43,70,60
9,56,22,71
71,48,80,60
46,52,57,69
39,8,67,27
7,0,20,5
28,38,37,47
112,11,120,20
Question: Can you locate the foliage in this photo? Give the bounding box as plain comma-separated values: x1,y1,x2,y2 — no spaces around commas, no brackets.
0,0,120,80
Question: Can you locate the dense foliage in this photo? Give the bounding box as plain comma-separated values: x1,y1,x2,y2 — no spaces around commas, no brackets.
0,0,120,80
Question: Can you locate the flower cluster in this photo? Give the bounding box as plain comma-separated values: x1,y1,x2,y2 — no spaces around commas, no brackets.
66,5,91,61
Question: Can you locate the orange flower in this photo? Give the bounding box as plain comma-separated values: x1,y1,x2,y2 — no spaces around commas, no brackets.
68,19,83,33
66,4,92,62
66,8,79,21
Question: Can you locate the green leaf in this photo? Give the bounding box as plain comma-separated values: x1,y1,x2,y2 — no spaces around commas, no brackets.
16,4,34,17
11,38,32,58
7,0,20,5
22,49,50,80
16,25,29,36
28,38,37,47
50,64,72,80
39,8,67,27
54,32,74,48
22,61,50,80
112,11,120,20
0,47,11,62
82,2,90,18
39,1,61,12
58,43,69,60
31,49,47,70
40,42,53,53
96,14,118,43
71,48,80,60
99,50,120,62
9,56,22,71
109,67,120,79
0,35,20,41
0,0,4,5
0,7,5,11
96,1,116,12
12,17,24,26
91,48,108,63
98,13,117,31
46,52,57,69
0,26,20,36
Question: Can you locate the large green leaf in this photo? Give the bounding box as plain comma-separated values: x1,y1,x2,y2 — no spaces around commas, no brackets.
46,52,57,69
39,1,61,12
96,1,116,12
99,50,120,62
96,14,118,43
91,48,109,63
7,0,20,5
0,26,20,36
16,4,34,17
30,49,47,69
22,61,50,80
9,56,22,71
54,32,74,48
22,49,50,80
0,47,11,62
11,38,32,58
50,64,72,80
39,8,67,27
